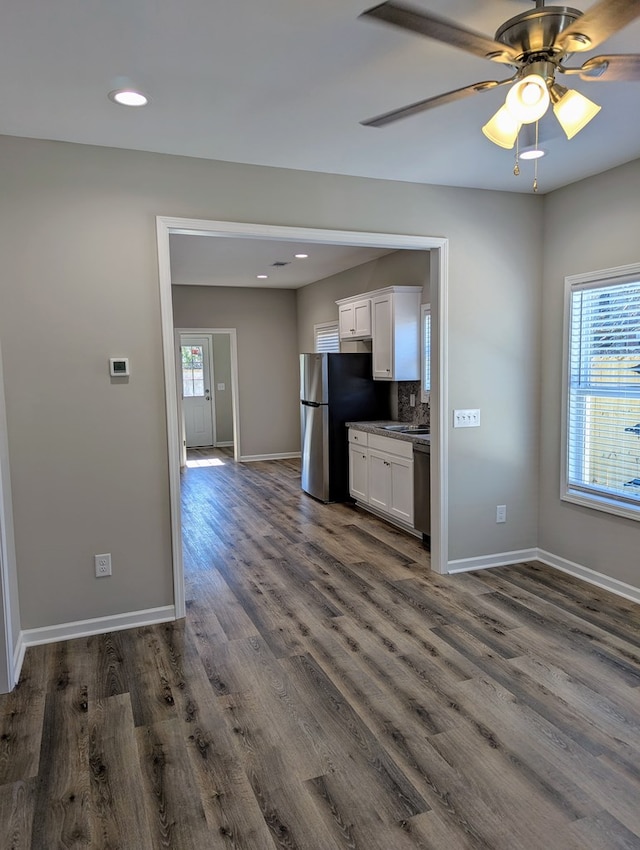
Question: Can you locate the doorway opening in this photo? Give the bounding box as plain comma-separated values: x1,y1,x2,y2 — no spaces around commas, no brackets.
157,217,449,619
174,328,240,468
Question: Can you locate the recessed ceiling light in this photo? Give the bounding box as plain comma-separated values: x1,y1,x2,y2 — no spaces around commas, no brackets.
295,253,308,259
257,274,268,279
108,89,149,107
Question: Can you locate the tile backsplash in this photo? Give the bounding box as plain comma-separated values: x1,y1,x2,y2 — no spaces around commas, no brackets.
395,381,430,428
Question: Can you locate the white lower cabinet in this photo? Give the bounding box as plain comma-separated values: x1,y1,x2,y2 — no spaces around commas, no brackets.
368,450,413,525
348,429,414,528
348,443,369,503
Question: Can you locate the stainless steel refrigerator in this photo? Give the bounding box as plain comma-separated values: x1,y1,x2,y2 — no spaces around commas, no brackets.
300,353,390,502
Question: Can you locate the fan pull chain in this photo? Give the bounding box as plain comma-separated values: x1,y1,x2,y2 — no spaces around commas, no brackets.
513,130,520,176
533,120,539,192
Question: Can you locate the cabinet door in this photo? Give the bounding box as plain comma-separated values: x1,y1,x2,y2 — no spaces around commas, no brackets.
348,445,369,502
353,299,371,337
371,295,393,380
339,304,355,339
388,457,414,525
368,449,391,512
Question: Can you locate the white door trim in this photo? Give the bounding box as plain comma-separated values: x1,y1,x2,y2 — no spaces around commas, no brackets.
175,328,240,461
0,341,19,691
156,217,450,618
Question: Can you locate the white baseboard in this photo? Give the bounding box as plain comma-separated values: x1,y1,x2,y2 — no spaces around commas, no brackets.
446,546,640,605
447,548,538,574
215,441,234,448
239,452,301,462
19,604,176,650
537,549,640,605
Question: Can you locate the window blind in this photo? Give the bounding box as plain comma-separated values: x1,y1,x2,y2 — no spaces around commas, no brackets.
422,307,431,396
314,322,340,353
567,279,640,507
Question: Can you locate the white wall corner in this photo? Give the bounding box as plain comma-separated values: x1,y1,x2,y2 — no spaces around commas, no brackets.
537,549,640,605
446,546,640,606
12,629,25,686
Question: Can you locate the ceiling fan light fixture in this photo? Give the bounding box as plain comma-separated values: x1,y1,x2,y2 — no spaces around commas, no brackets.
482,105,522,149
519,148,545,160
550,84,601,139
506,75,550,124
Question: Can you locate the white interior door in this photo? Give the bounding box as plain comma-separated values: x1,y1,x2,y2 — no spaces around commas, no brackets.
181,335,215,447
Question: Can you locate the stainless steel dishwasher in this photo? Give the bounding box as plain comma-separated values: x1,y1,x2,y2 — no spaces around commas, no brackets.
413,440,431,548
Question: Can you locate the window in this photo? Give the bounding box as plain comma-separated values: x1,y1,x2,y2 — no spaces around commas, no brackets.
314,321,340,353
181,345,205,397
421,304,431,403
563,264,640,519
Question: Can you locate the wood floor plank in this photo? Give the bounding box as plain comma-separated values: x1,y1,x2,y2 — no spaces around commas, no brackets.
88,694,154,850
0,779,35,850
135,718,211,850
0,645,50,785
30,684,91,849
118,626,180,729
282,652,430,824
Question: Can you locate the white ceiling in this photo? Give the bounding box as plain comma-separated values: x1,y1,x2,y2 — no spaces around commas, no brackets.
170,234,394,289
2,1,640,194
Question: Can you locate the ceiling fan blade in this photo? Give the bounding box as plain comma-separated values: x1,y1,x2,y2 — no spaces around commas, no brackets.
360,1,521,64
361,79,513,128
555,0,640,53
577,54,640,81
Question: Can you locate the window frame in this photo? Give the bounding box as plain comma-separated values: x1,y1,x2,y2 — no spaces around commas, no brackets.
421,303,431,404
561,261,640,522
314,321,340,354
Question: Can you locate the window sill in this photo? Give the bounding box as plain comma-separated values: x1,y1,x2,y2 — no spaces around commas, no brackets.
562,489,640,523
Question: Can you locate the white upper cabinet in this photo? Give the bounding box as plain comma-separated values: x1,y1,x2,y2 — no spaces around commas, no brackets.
371,287,422,381
336,286,422,379
337,297,371,340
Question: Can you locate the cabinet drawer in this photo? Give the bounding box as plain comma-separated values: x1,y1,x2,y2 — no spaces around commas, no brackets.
368,433,414,460
348,428,369,446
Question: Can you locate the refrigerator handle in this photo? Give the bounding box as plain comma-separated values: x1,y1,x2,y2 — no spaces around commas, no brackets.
301,400,322,408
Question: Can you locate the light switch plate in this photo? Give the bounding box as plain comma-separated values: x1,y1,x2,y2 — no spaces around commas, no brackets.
453,408,481,428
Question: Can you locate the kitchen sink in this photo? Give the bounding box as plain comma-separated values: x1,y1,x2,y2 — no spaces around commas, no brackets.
382,424,430,435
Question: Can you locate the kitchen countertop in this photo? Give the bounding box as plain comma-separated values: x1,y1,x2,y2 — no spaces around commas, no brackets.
346,421,431,444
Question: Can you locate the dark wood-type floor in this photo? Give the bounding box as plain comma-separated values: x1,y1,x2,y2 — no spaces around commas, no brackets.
2,448,640,849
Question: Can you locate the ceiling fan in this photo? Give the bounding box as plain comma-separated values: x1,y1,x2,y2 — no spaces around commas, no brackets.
360,0,640,160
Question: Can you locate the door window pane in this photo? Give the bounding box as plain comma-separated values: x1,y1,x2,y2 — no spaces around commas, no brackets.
182,345,205,397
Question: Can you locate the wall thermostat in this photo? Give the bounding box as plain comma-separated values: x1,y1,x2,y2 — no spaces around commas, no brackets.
109,357,130,377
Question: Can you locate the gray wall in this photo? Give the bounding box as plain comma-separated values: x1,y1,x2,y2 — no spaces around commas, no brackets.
172,286,299,457
540,159,640,587
296,250,430,352
0,134,542,633
212,334,233,444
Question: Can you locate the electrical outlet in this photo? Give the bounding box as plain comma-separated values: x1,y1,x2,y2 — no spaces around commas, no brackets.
453,408,481,428
94,553,112,577
496,505,507,523
409,393,416,408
